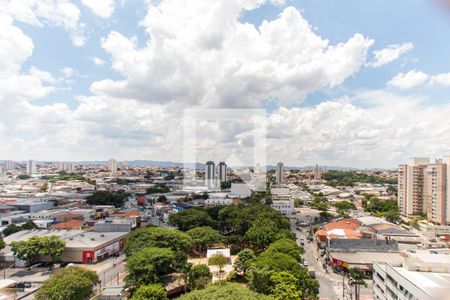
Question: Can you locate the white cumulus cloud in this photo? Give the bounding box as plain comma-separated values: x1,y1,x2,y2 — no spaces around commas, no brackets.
91,1,374,106
81,0,116,18
430,73,450,86
367,42,414,67
387,70,429,89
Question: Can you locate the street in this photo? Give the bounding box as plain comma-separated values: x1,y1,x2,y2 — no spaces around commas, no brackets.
291,219,372,300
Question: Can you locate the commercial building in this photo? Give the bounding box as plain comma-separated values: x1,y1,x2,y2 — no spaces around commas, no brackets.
3,230,127,265
108,159,118,173
218,162,227,183
275,162,284,184
373,251,450,300
398,156,450,224
26,160,37,175
56,162,76,172
270,187,293,215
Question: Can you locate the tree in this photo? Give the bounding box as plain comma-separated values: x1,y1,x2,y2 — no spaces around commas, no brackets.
21,220,38,230
247,266,274,295
0,236,5,250
270,271,302,300
17,174,31,180
3,224,21,236
35,266,99,300
169,209,217,231
334,201,356,213
124,226,192,256
208,253,227,276
245,218,277,251
384,210,401,223
40,183,49,192
187,264,212,290
11,236,42,270
348,268,368,300
179,282,271,300
131,284,168,300
186,226,222,254
234,248,256,275
40,235,65,270
126,247,175,288
86,190,129,207
157,195,168,203
263,239,303,262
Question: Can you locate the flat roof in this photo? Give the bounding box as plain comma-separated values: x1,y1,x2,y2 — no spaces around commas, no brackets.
4,229,128,250
331,251,404,265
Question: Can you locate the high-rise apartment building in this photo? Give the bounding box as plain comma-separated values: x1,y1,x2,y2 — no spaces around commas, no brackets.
205,161,215,187
218,162,227,183
275,162,285,185
313,164,321,180
108,159,118,173
5,160,15,170
26,160,37,175
56,162,76,172
398,156,450,225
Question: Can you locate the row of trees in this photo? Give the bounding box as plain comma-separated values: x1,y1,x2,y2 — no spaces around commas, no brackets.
233,239,319,299
86,190,129,207
3,220,38,236
168,203,292,253
10,235,65,270
124,226,215,298
322,170,397,186
363,195,400,223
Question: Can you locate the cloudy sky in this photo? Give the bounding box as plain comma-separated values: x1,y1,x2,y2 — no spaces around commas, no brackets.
1,0,450,168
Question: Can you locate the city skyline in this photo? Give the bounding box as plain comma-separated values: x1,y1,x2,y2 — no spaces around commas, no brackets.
1,1,450,168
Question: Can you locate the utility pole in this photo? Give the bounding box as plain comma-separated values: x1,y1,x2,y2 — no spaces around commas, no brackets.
342,271,345,300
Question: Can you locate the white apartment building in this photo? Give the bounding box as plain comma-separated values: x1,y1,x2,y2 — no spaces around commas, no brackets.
5,160,15,171
56,162,76,172
270,187,293,215
108,159,118,173
373,251,450,300
313,164,321,180
275,162,284,184
26,160,37,175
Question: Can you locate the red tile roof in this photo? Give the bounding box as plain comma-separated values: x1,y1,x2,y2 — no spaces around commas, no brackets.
55,213,83,220
49,220,84,229
323,218,360,231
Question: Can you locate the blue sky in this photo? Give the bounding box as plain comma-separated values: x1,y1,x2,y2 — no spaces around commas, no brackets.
1,0,450,167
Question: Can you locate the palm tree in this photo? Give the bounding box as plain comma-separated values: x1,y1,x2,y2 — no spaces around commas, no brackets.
347,268,368,300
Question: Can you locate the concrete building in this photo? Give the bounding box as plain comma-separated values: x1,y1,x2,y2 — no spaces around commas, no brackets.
218,162,227,183
230,183,252,197
275,162,284,184
398,157,429,217
108,159,118,173
5,160,15,171
3,230,127,265
205,161,215,187
373,251,450,300
313,164,321,180
94,219,132,233
26,160,37,175
270,187,293,215
56,162,76,172
398,156,450,224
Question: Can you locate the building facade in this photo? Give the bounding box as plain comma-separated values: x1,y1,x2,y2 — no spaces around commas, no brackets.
26,159,37,175
275,162,284,185
205,161,215,187
108,159,118,173
398,156,450,225
218,162,227,183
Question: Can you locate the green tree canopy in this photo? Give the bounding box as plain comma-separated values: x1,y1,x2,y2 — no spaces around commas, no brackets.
262,239,303,262
169,209,218,231
186,226,223,253
2,224,21,236
0,236,5,250
124,226,192,256
21,220,38,230
245,217,277,251
126,247,175,288
130,284,168,300
11,236,43,269
187,264,212,290
35,266,99,300
86,190,129,207
270,271,302,300
178,282,272,300
208,253,227,274
40,235,66,268
234,248,256,275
